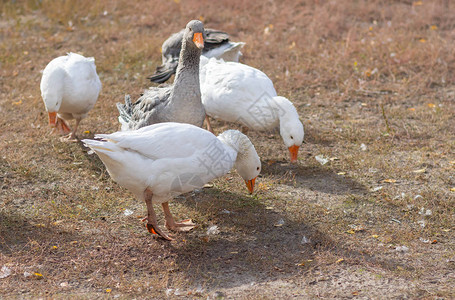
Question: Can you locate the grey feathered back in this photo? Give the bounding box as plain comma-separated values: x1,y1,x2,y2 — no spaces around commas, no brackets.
117,20,206,131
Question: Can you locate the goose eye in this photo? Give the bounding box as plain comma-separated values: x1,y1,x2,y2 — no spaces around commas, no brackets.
256,167,260,171
290,136,294,139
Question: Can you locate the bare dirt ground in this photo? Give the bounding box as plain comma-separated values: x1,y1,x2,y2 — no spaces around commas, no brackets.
1,0,455,299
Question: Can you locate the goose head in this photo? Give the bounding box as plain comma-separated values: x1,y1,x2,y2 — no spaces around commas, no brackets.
274,96,305,163
44,97,62,127
184,20,205,50
218,130,261,194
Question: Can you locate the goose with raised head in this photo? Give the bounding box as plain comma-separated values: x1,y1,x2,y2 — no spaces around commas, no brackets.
117,20,206,130
200,57,304,163
148,27,244,84
40,52,101,141
82,122,261,241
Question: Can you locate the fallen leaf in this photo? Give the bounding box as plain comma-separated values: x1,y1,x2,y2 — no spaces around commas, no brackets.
84,130,91,134
413,168,426,173
34,273,43,279
267,160,276,165
70,241,78,245
419,38,426,43
371,234,379,239
346,229,355,234
449,161,455,165
337,172,346,175
408,108,416,111
106,288,112,293
427,103,436,108
450,187,455,192
382,179,397,183
352,291,359,296
274,219,285,227
348,225,365,232
52,246,58,249
413,1,423,6
198,16,205,22
289,41,296,49
336,258,344,264
431,240,437,244
13,100,22,105
430,25,438,30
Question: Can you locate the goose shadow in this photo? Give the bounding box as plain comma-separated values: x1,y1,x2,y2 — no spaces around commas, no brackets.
0,211,80,255
161,188,413,291
261,160,368,196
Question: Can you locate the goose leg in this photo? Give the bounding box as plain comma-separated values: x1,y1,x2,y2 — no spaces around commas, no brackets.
162,202,195,232
55,117,72,135
241,126,249,134
205,115,214,134
144,189,173,240
61,118,80,142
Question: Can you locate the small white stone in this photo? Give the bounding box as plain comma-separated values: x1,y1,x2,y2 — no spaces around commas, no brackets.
0,266,11,279
301,236,310,244
395,245,409,253
207,225,220,235
123,209,133,216
315,155,329,165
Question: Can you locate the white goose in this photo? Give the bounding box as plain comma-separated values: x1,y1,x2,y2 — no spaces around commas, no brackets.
82,122,261,241
200,57,304,163
40,52,101,141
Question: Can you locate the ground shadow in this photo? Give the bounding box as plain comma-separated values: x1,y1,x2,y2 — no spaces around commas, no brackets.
0,210,80,255
262,160,368,196
159,188,412,291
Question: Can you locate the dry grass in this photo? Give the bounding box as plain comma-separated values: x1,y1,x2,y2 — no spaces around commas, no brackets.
1,0,455,298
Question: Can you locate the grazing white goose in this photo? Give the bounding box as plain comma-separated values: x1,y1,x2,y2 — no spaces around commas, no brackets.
200,57,304,163
117,20,206,131
82,122,261,241
148,27,244,84
40,52,101,141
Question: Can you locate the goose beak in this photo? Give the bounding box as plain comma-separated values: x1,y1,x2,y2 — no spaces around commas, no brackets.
193,32,204,49
245,177,257,194
288,145,300,163
48,112,57,127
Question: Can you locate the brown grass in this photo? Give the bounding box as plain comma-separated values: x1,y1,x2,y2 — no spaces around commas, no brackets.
1,0,455,298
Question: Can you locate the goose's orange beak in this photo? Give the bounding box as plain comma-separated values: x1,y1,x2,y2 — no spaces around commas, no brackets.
288,145,300,163
193,32,204,49
48,112,57,127
245,177,256,194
